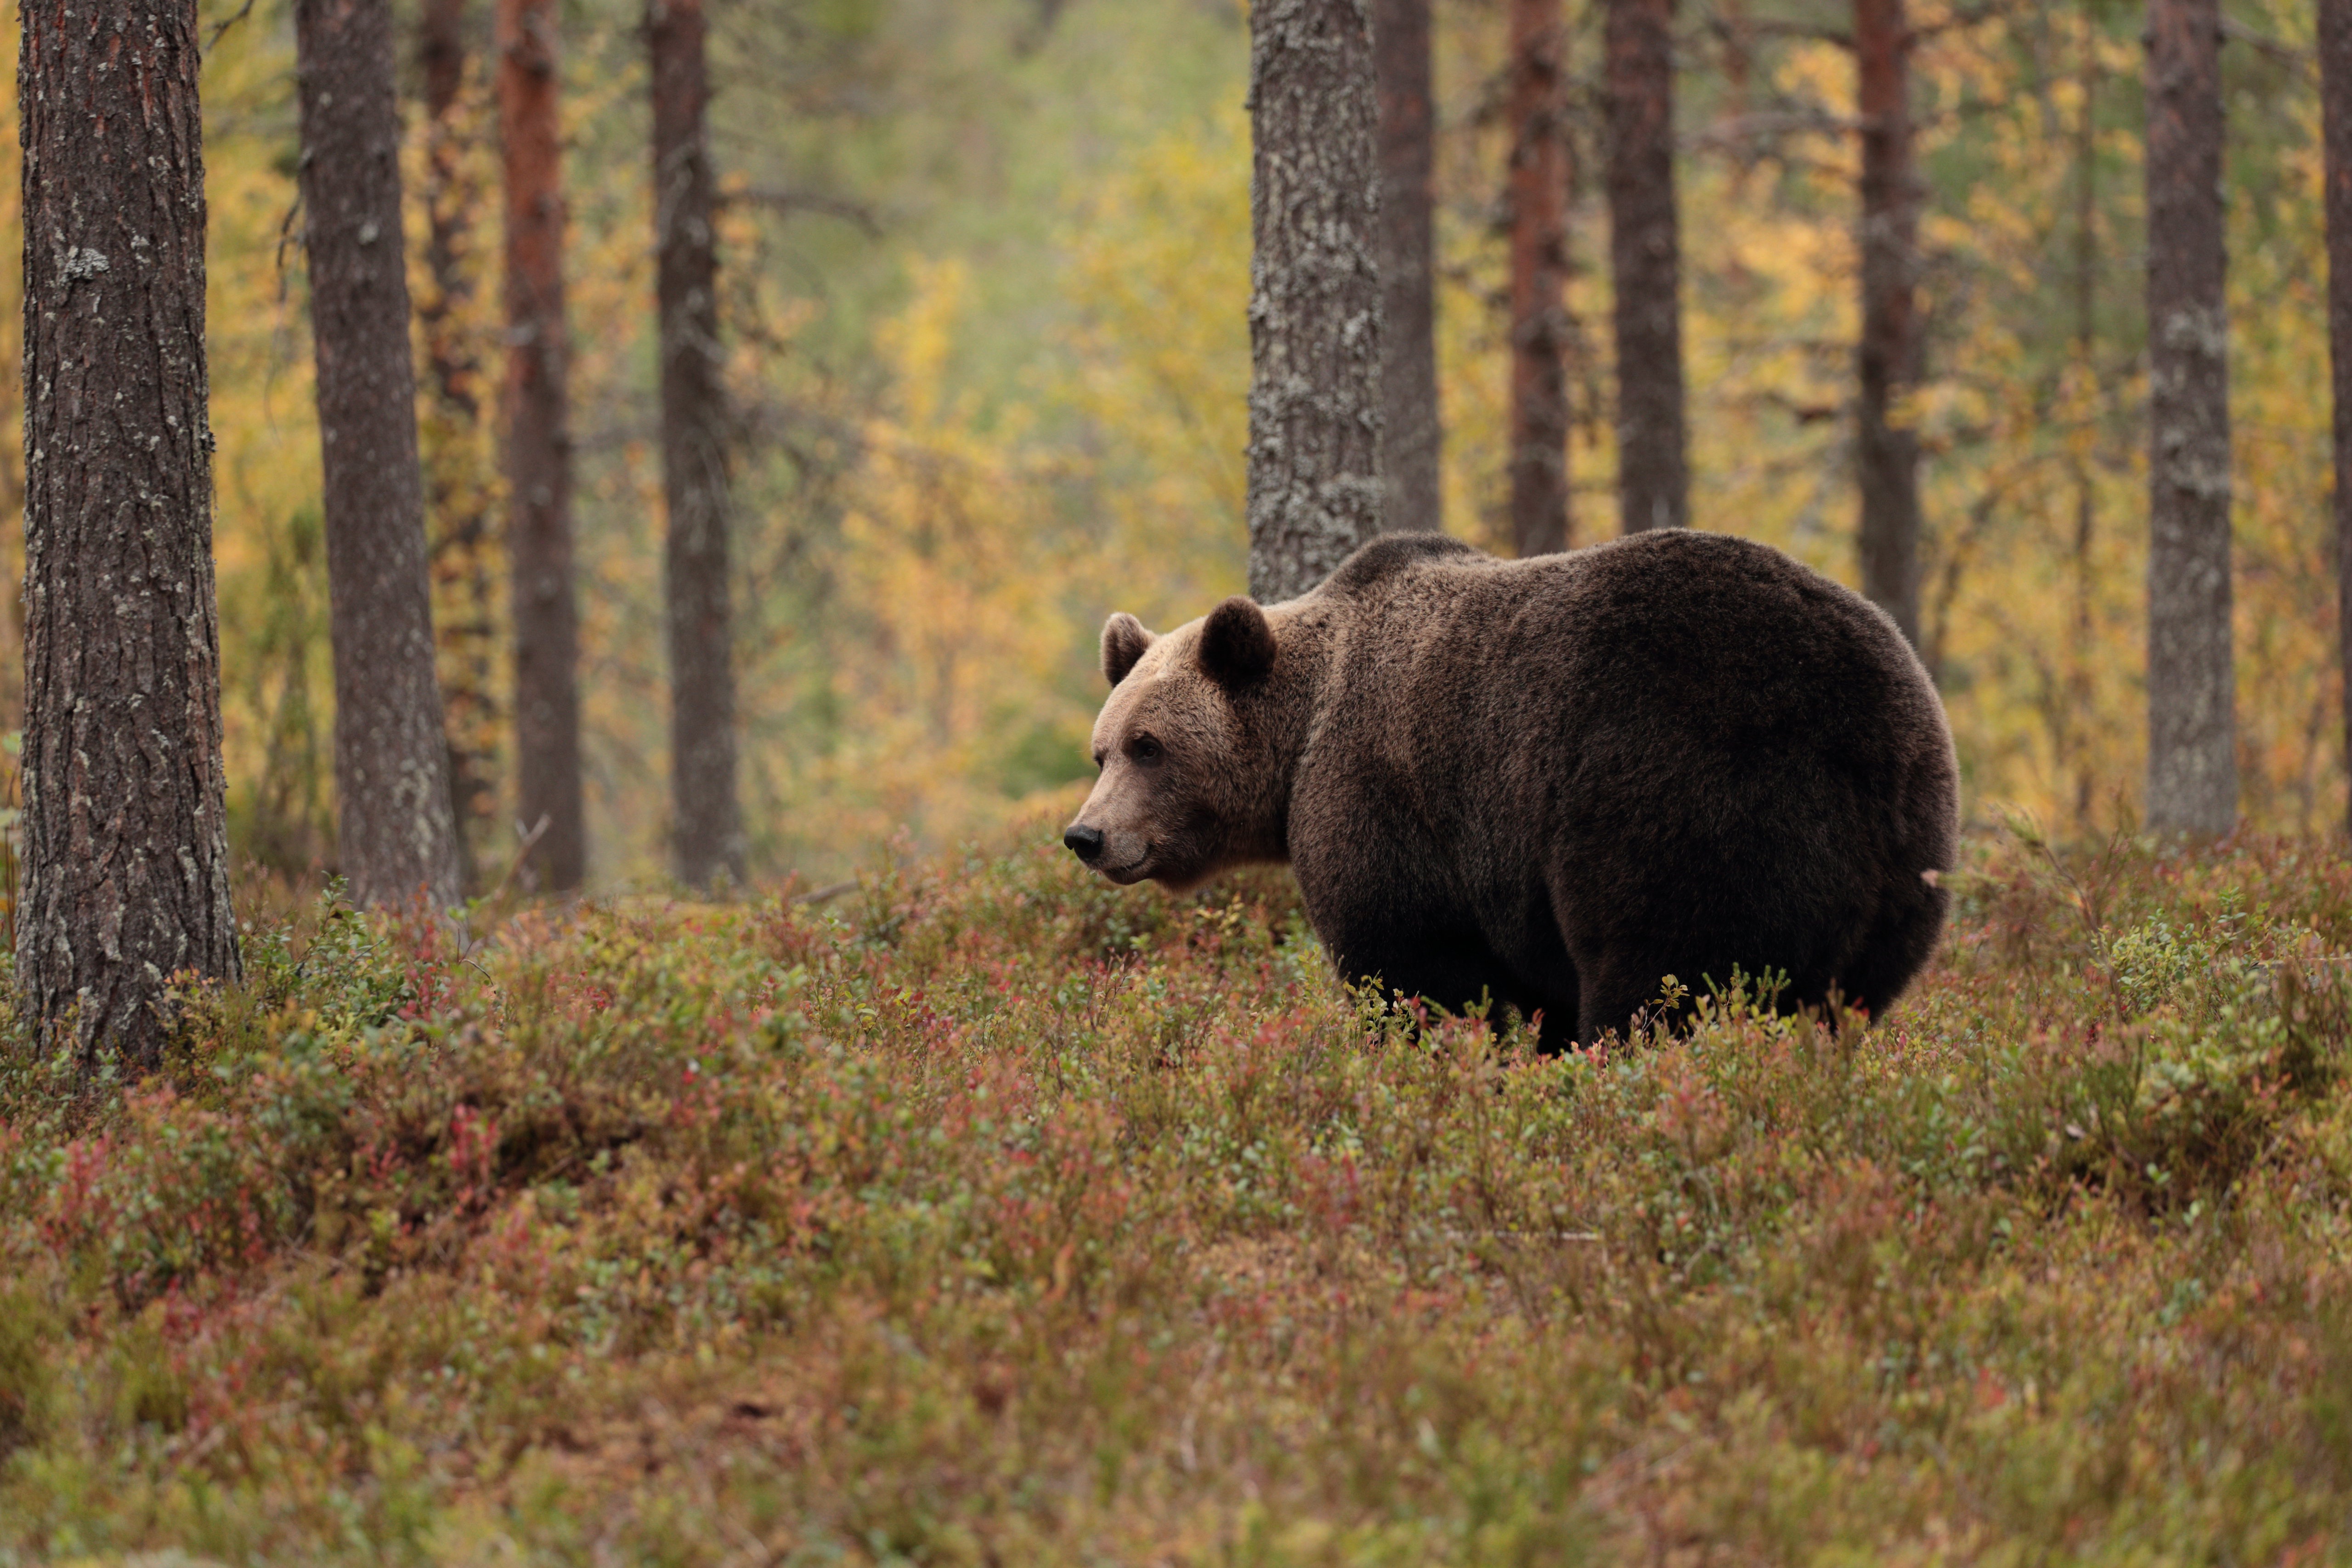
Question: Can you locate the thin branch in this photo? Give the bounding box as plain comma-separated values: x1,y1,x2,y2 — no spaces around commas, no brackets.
722,186,884,238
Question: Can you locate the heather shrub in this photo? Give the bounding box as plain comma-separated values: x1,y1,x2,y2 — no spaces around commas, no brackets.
4,825,2352,1563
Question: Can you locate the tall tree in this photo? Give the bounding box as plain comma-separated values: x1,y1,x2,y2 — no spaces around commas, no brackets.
650,0,744,888
2325,0,2352,836
1373,0,1442,533
498,0,587,887
2067,19,2101,831
1506,0,1572,557
294,0,464,912
1855,0,1922,645
418,0,502,891
1605,0,1688,535
19,0,239,1065
2143,0,2234,834
1246,0,1385,601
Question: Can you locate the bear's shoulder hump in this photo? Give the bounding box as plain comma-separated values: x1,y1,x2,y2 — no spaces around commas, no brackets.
1320,532,1483,598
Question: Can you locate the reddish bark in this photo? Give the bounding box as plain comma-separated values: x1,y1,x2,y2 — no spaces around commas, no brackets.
1507,0,1572,558
2325,0,2352,834
498,0,586,888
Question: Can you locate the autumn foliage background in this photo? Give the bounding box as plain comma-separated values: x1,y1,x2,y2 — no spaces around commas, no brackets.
0,0,2332,884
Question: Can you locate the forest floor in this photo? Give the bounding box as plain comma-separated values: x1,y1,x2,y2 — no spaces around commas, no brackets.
6,817,2352,1564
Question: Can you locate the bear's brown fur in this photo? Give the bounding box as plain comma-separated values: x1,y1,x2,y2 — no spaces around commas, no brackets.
1063,529,1958,1049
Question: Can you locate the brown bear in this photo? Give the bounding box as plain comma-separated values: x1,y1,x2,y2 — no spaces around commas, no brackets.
1062,529,1958,1050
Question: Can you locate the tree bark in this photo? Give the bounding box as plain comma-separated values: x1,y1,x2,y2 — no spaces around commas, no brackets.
1246,0,1385,602
418,0,501,894
1606,0,1688,535
651,0,743,889
1372,0,1441,533
2068,20,2101,832
498,0,586,888
294,0,464,913
2324,0,2352,837
1507,0,1571,558
19,0,239,1067
1855,0,1922,645
2143,0,2234,835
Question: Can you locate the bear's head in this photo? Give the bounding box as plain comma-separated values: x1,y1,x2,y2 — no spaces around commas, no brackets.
1062,595,1290,892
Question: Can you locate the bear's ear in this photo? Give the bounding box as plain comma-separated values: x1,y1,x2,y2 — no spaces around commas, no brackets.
1198,596,1277,690
1101,613,1156,687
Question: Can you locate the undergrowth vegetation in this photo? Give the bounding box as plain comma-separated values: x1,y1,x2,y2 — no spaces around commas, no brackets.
6,826,2352,1562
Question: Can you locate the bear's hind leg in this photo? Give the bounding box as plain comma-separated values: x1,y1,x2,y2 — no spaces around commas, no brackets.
1837,878,1951,1021
1329,922,1560,1047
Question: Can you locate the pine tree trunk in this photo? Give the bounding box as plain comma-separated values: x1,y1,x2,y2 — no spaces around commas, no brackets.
650,0,743,889
1855,0,1922,645
2143,0,2234,835
19,0,239,1067
418,0,500,894
294,0,464,912
1372,0,1441,534
2324,0,2352,837
2069,21,2101,832
498,0,586,888
1605,0,1688,535
1507,0,1571,558
1246,0,1385,602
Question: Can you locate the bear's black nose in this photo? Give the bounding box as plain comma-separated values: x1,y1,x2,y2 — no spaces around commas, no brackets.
1063,823,1105,862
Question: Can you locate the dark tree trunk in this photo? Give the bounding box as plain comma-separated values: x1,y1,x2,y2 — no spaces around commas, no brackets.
1855,0,1922,646
2143,0,2234,835
294,0,464,912
1373,0,1441,533
19,0,239,1067
1605,0,1688,535
1246,0,1385,602
417,0,500,894
651,0,743,889
2325,0,2352,837
1507,0,1571,557
498,0,586,888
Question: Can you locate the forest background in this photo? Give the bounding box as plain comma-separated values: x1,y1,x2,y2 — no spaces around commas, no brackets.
0,0,2336,887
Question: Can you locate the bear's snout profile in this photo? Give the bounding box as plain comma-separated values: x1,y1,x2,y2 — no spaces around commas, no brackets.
1069,528,1959,1052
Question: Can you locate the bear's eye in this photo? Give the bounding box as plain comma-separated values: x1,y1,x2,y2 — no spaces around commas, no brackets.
1130,735,1163,764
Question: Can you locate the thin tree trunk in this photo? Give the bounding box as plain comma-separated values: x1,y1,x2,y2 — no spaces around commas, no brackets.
1606,0,1688,535
2324,0,2352,837
294,0,463,912
2069,20,2100,832
1855,0,1922,645
498,0,586,888
1373,0,1442,533
1246,0,1385,602
1507,0,1571,558
19,0,239,1067
651,0,743,889
418,0,500,894
2143,0,2234,835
